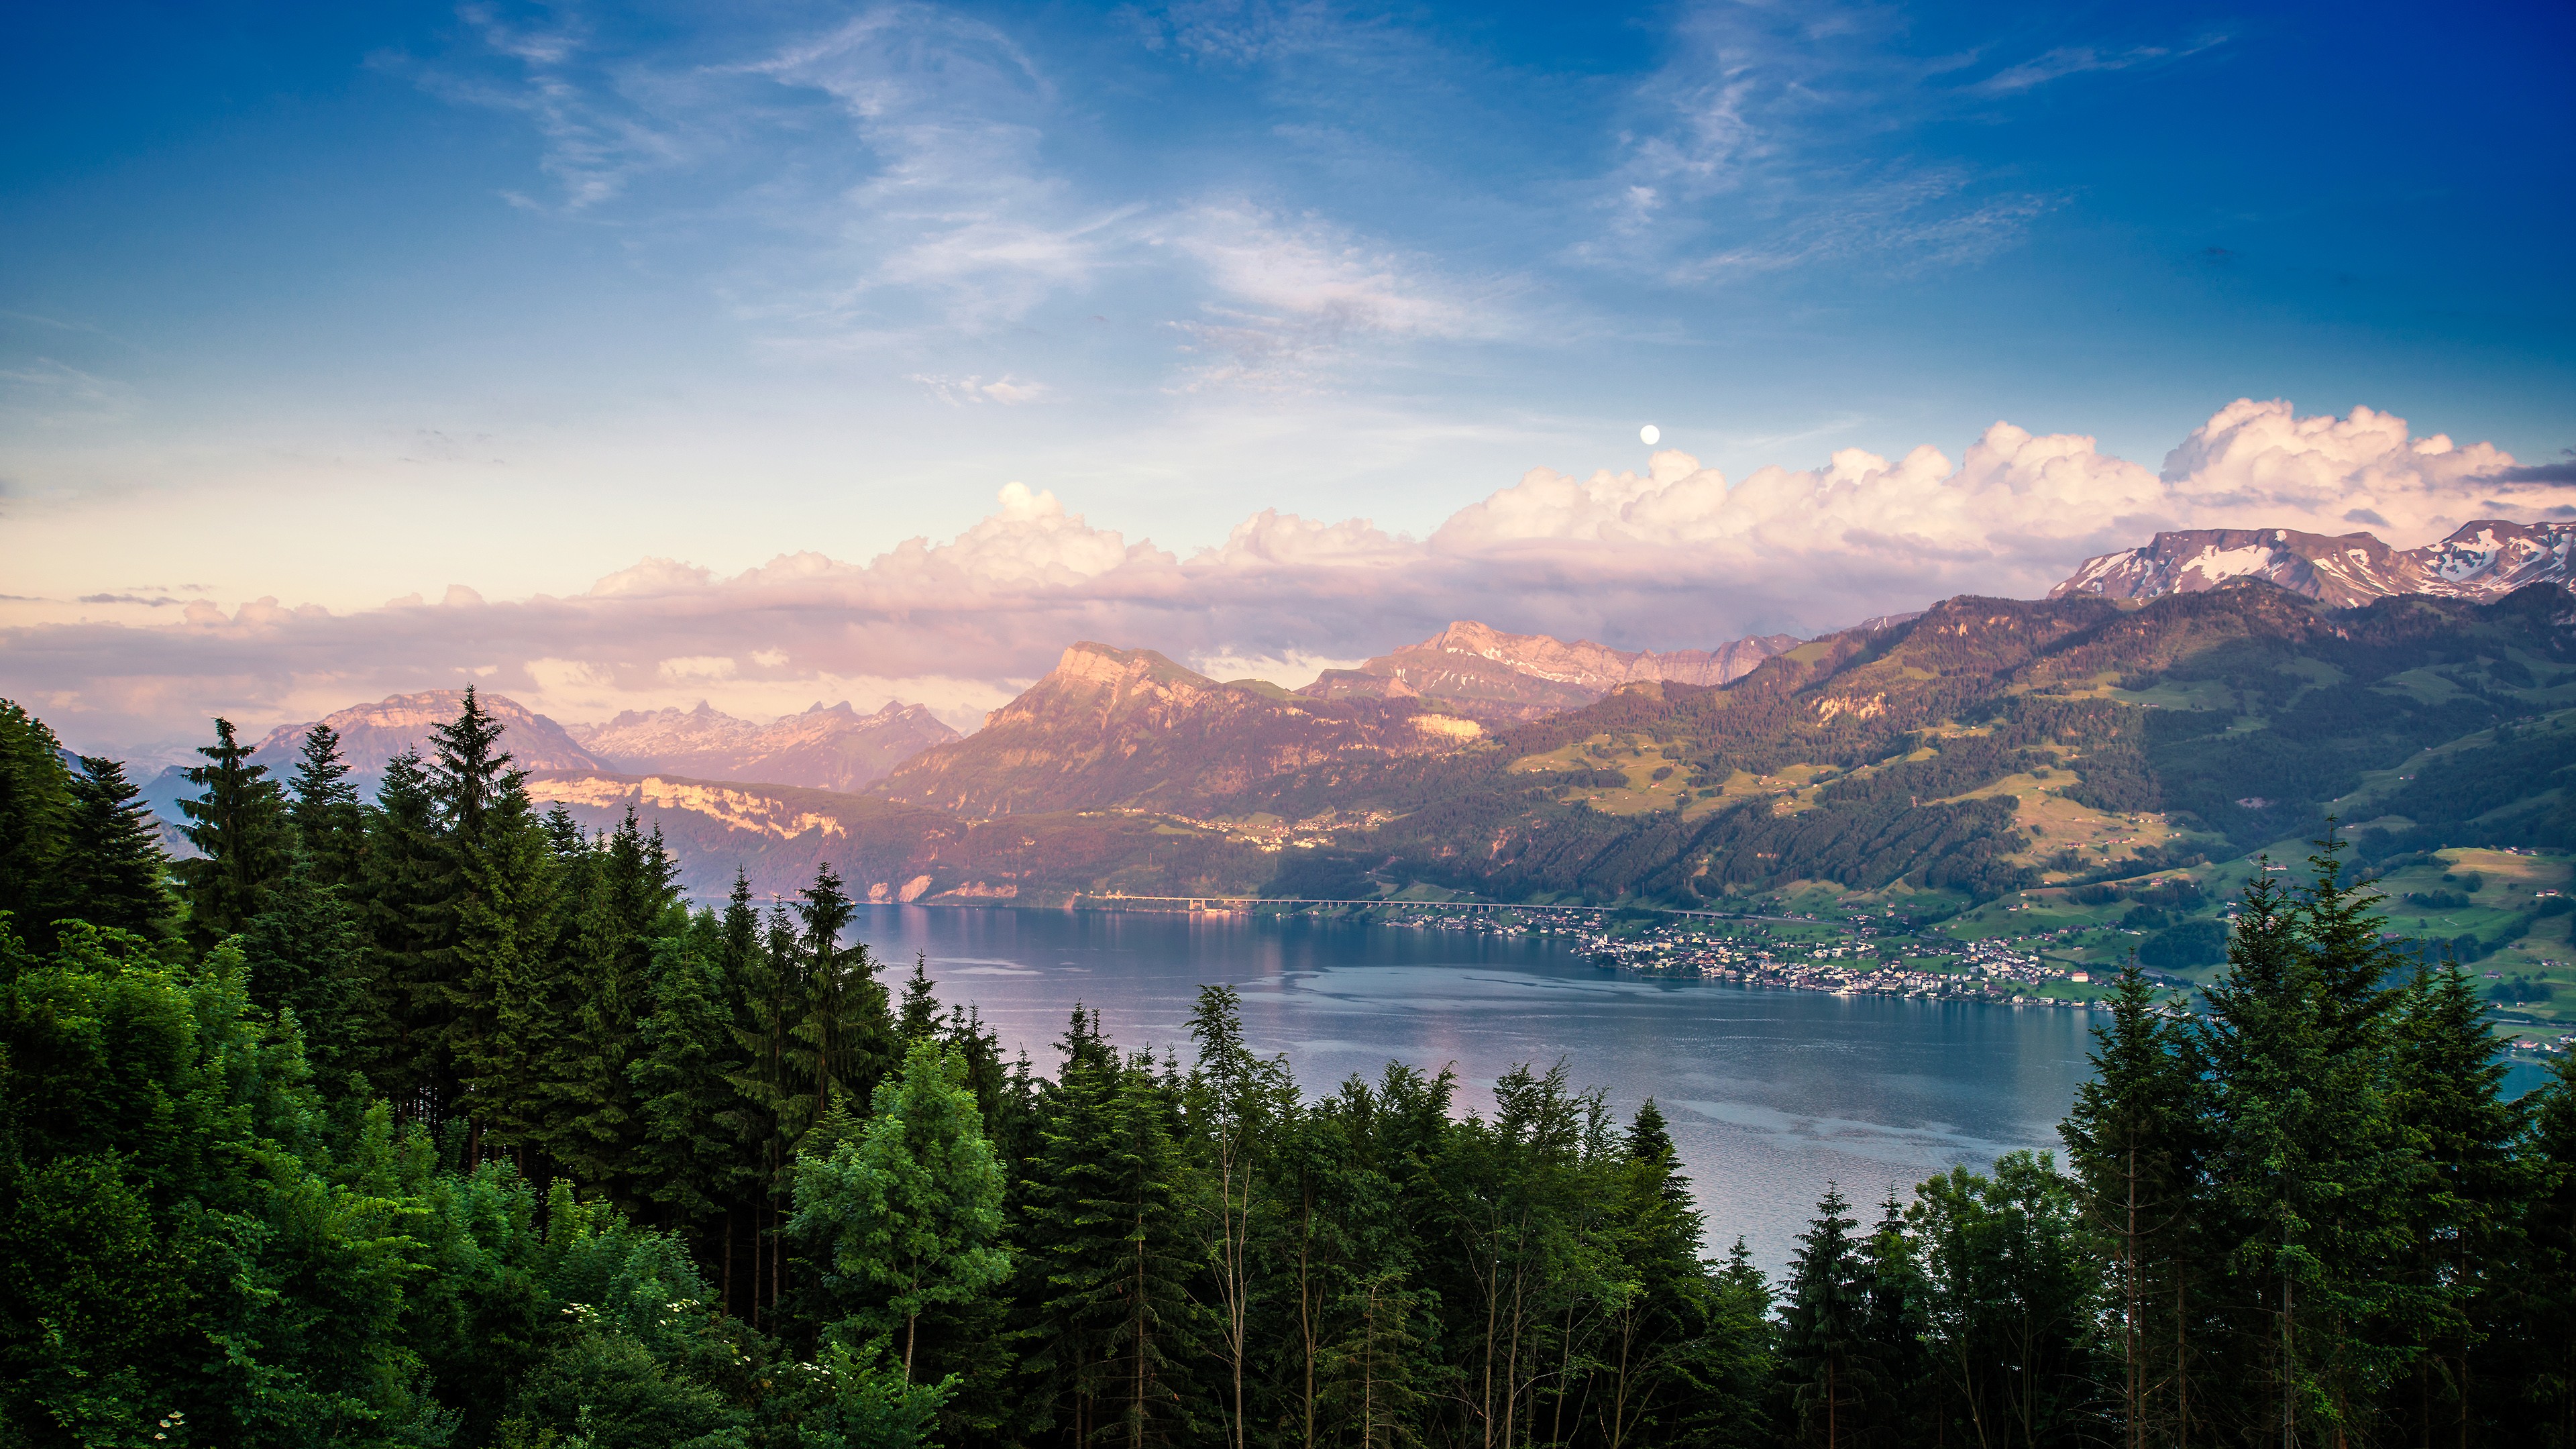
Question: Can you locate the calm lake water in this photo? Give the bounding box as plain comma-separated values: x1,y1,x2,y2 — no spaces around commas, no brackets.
844,906,2555,1275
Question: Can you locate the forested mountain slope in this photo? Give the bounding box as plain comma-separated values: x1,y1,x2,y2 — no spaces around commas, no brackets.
1236,580,2576,905
511,580,2576,910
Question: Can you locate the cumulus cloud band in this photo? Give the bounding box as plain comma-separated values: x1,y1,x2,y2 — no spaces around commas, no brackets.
10,399,2567,750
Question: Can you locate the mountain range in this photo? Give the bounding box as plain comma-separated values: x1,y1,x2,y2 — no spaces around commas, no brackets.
1297,620,1801,720
118,517,2576,907
568,700,959,792
2052,519,2576,607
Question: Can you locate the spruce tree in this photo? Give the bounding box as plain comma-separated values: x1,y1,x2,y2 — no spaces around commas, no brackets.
2505,1051,2576,1444
1185,983,1289,1449
2199,853,2415,1444
358,749,458,1127
1779,1184,1868,1448
899,954,943,1041
631,926,753,1234
0,700,72,945
61,755,173,940
239,859,386,1104
285,722,367,887
176,716,290,947
2387,959,2528,1440
1595,1099,1715,1449
2063,960,2208,1445
792,863,896,1127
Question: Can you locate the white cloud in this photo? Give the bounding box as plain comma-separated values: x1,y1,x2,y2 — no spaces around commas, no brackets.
17,398,2574,753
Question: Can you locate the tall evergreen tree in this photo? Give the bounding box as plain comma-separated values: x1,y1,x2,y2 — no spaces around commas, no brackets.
239,859,388,1105
176,716,290,947
543,809,676,1197
1594,1100,1715,1449
2063,961,2208,1446
2198,851,2415,1445
0,700,72,946
61,755,173,940
2506,1051,2576,1446
285,722,367,887
792,863,896,1127
631,924,753,1235
1778,1185,1869,1448
358,749,458,1127
2386,958,2529,1442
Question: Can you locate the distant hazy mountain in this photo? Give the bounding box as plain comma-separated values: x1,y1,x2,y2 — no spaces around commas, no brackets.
2051,520,2576,606
523,767,1284,903
871,641,1487,818
570,700,959,792
1296,620,1800,720
250,690,602,780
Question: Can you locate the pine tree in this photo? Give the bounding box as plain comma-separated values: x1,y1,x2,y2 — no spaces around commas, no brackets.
445,761,561,1171
176,716,290,947
1853,1189,1925,1446
2386,958,2528,1441
285,722,367,887
2198,851,2415,1444
1683,1239,1776,1449
630,925,753,1234
1018,1010,1203,1447
899,954,943,1042
1594,1099,1713,1449
427,686,512,836
0,700,72,947
358,749,459,1128
1779,1185,1868,1448
792,863,896,1128
725,894,816,1324
2062,960,2208,1446
61,755,173,940
2503,1051,2576,1445
239,859,387,1104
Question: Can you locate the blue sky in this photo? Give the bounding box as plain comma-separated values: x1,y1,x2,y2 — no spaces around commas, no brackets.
5,0,2573,745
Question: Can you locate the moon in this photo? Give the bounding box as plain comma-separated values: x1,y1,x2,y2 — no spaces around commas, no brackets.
1640,423,1660,445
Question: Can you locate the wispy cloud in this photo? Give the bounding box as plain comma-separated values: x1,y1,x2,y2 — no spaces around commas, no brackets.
1971,34,2229,95
1578,6,2220,287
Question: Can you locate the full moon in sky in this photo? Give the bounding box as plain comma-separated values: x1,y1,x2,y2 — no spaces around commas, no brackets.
1640,423,1660,445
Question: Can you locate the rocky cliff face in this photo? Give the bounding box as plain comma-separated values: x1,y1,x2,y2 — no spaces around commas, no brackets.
872,641,1484,817
572,699,959,791
1298,620,1799,720
252,690,601,779
2050,520,2576,607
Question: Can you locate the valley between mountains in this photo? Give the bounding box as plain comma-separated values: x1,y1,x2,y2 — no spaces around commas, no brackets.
153,518,2576,1039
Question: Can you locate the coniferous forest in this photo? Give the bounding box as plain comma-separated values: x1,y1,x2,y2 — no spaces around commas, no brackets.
3,688,2573,1449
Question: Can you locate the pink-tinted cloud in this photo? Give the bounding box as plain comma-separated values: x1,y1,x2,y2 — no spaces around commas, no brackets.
9,399,2569,754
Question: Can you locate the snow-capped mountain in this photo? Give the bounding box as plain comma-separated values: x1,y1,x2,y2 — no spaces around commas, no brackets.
2049,520,2576,606
570,700,960,792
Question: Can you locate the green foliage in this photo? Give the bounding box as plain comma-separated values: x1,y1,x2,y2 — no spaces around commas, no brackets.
5,688,2568,1449
176,716,292,948
2138,916,2229,969
794,1040,1011,1381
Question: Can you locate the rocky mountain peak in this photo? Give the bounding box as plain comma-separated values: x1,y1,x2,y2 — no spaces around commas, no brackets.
2049,519,2576,608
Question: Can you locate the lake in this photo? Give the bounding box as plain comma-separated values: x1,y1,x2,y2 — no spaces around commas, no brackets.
844,905,2555,1275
